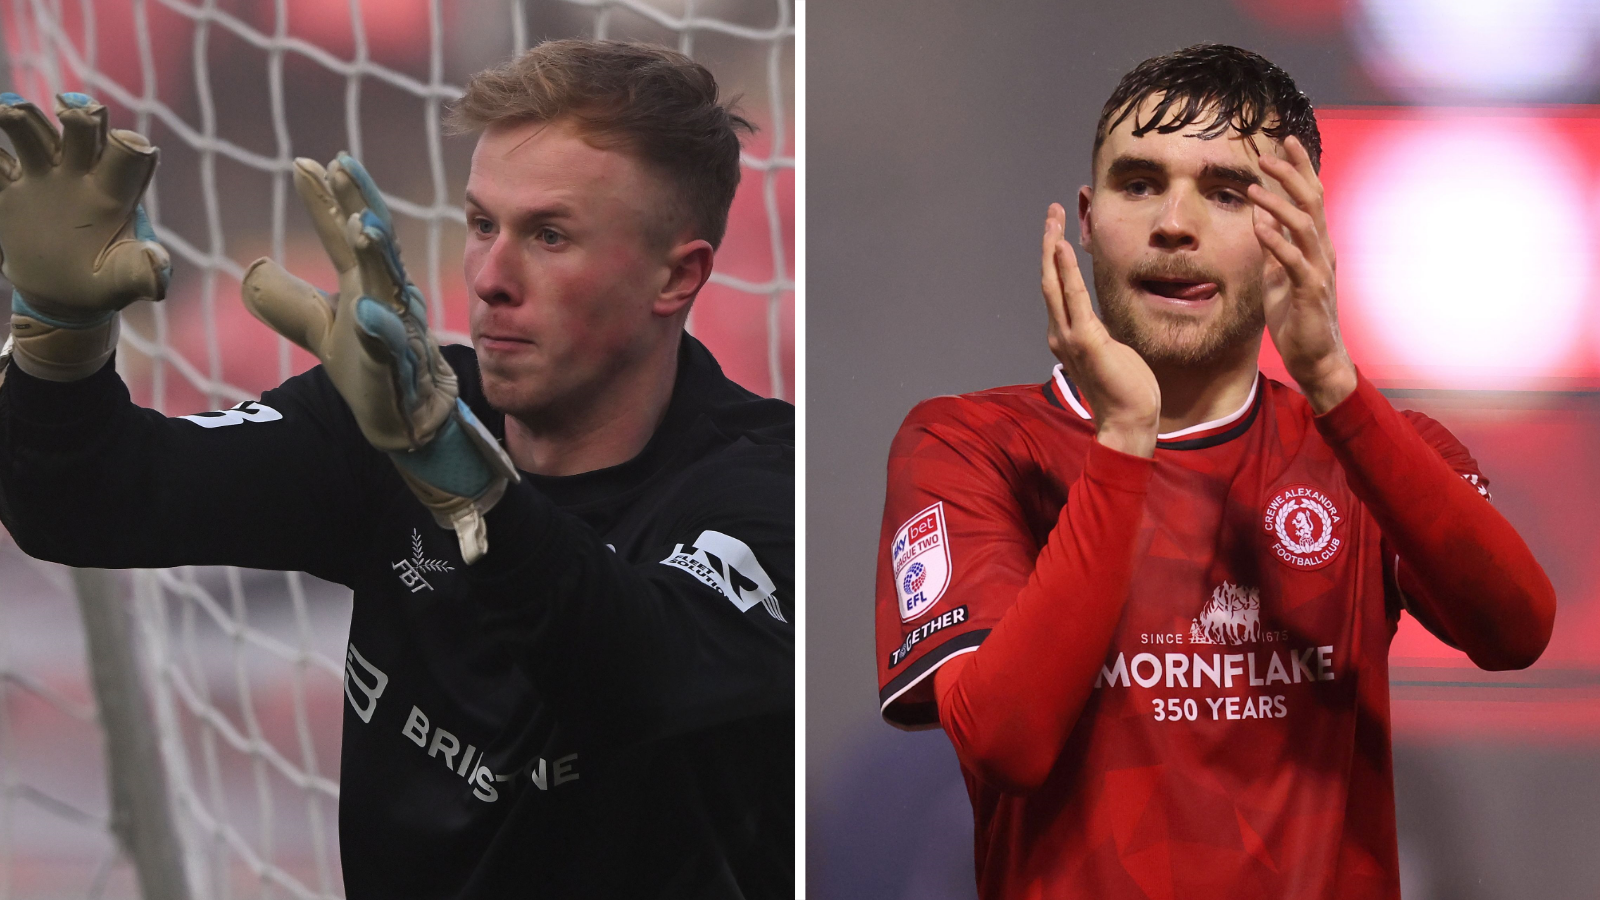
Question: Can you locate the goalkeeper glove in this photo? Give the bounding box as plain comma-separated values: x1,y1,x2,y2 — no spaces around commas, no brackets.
241,153,517,565
0,92,169,382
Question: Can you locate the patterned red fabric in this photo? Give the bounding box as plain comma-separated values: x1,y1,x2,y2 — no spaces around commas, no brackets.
874,369,1554,900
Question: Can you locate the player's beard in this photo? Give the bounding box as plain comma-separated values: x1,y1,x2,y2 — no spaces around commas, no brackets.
1092,257,1266,368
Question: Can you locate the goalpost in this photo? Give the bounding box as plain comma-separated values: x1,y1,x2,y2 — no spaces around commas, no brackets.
0,1,794,897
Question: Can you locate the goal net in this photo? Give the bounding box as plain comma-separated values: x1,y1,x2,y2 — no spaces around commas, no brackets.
0,0,794,896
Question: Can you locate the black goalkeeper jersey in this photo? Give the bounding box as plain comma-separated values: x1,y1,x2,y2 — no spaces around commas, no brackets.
0,334,794,899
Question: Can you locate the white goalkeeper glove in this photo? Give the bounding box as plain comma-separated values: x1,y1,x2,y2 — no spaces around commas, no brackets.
0,91,170,382
241,153,517,564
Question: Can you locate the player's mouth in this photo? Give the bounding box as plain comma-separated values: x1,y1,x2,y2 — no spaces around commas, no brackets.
475,333,536,354
1137,278,1219,304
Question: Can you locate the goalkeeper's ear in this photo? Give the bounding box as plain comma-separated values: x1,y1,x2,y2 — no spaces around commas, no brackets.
653,238,713,320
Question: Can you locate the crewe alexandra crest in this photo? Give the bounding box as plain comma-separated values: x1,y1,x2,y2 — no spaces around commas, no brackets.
1264,484,1343,570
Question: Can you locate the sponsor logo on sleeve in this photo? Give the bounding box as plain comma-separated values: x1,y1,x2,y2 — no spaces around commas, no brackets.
343,643,389,724
889,604,969,668
1264,485,1343,570
661,530,786,622
180,400,283,428
892,502,951,621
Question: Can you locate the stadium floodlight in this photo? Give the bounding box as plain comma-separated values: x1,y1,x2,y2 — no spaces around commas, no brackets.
1354,0,1600,102
1337,116,1591,389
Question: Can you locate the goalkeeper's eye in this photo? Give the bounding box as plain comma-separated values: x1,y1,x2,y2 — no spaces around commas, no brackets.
471,217,493,236
535,227,565,247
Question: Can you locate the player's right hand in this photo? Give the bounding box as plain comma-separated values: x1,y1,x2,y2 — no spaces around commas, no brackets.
241,153,517,565
1041,203,1159,458
0,92,169,381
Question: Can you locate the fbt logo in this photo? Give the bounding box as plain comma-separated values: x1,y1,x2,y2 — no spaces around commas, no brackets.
660,530,786,622
180,400,283,428
891,502,950,622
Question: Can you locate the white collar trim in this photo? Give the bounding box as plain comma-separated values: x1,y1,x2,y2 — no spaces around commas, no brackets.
1050,364,1260,441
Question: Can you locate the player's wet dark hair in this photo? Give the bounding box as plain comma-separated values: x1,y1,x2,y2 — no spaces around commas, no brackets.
1093,43,1321,173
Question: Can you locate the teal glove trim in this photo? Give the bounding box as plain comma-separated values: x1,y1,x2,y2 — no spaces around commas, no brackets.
58,92,93,108
131,205,172,292
0,93,23,106
388,400,495,498
336,152,394,228
10,290,116,329
353,295,419,408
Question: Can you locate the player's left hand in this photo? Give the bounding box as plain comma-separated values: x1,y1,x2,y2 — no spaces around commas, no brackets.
1247,135,1357,414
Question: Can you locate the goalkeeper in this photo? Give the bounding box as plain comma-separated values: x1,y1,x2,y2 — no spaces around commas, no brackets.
0,40,792,900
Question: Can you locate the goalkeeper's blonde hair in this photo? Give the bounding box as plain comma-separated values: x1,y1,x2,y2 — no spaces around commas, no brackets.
447,39,754,248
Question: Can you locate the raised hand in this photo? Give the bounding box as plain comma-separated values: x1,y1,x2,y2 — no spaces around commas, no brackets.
1247,135,1356,413
242,153,516,563
0,92,170,381
1041,203,1160,458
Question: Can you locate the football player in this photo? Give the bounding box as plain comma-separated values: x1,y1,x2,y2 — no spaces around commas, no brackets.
875,43,1553,900
0,40,793,899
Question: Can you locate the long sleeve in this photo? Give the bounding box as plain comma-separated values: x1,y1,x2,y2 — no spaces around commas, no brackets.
0,356,373,583
1313,371,1555,670
935,440,1153,793
461,437,794,747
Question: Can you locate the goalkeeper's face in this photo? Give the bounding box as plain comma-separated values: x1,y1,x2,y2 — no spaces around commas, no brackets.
1079,96,1284,368
463,117,704,420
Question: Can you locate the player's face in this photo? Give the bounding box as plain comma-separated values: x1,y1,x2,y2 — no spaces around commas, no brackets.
1080,95,1289,367
464,117,678,419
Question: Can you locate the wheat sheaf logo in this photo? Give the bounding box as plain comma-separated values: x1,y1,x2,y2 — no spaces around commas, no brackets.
391,528,455,593
1188,581,1261,645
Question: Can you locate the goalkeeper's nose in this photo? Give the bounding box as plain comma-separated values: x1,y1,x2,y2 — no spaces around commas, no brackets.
466,230,525,308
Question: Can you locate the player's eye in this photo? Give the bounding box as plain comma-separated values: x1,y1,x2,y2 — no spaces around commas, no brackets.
535,227,565,247
470,217,493,235
1123,179,1153,197
1213,189,1245,206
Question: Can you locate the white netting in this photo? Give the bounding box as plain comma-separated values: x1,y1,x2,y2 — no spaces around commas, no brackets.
0,0,793,896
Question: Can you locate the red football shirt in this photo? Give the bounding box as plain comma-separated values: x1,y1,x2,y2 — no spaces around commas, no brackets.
875,366,1489,900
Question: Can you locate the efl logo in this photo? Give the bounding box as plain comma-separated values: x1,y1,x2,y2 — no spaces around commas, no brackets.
892,502,950,622
1264,484,1343,570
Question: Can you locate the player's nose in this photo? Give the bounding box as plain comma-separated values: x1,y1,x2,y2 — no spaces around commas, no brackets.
1149,185,1200,251
469,232,523,306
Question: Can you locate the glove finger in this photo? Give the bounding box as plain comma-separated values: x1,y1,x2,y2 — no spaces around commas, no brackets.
328,152,393,229
0,94,62,176
91,128,157,204
290,157,357,274
354,295,420,412
346,210,410,309
241,257,336,356
0,146,18,185
55,93,107,174
97,237,171,305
